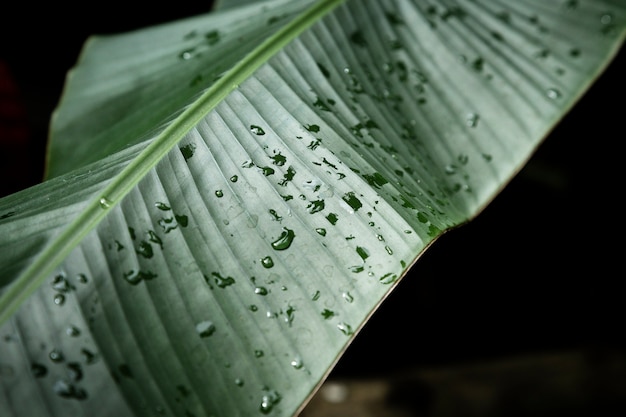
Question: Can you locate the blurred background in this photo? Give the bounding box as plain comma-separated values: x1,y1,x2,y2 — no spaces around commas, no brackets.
1,3,624,416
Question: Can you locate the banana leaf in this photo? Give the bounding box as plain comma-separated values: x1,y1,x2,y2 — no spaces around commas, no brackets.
0,0,624,416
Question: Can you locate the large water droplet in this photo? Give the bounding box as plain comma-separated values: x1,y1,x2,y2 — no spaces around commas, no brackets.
271,227,296,250
250,125,266,135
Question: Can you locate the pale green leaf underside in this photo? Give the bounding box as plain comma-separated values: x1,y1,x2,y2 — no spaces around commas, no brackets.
0,1,624,417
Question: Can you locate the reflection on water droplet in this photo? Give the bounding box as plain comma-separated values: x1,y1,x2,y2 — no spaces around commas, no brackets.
77,273,88,284
235,378,244,387
271,227,296,250
546,88,561,99
179,49,194,60
53,379,87,400
600,13,613,25
99,197,112,209
254,349,264,358
342,292,354,303
196,320,216,338
215,189,224,198
81,348,98,364
230,175,238,183
316,228,327,236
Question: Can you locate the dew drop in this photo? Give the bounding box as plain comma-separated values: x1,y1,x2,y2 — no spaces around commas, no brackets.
466,112,479,127
179,49,194,60
53,294,65,306
250,125,266,135
600,13,613,25
259,389,281,414
154,202,170,211
77,274,88,284
230,175,238,183
196,320,216,338
99,197,112,209
31,363,47,378
337,322,354,336
49,349,64,363
342,292,354,303
255,287,269,296
316,228,327,236
235,378,244,387
546,88,561,100
53,379,87,400
215,189,224,198
66,326,81,337
271,227,296,251
290,356,303,369
67,362,83,382
254,349,264,358
261,256,274,268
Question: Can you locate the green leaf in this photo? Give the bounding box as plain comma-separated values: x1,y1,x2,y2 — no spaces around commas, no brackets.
0,1,624,416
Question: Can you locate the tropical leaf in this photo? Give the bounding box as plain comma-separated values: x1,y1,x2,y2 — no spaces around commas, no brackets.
0,1,624,416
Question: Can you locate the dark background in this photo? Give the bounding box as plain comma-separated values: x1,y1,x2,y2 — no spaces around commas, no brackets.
1,3,625,416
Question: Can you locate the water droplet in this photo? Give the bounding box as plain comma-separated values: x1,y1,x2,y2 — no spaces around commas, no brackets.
385,246,393,255
77,273,88,284
180,143,196,160
546,88,561,99
249,304,258,312
259,389,281,414
53,379,88,400
255,286,269,296
254,349,264,358
250,125,266,135
31,363,47,378
81,348,98,364
235,378,244,387
356,246,369,260
49,349,64,363
215,189,224,198
53,294,65,306
316,228,327,236
179,49,194,60
466,112,479,127
66,326,81,337
196,320,216,338
52,274,73,293
600,13,613,25
337,322,354,336
154,202,170,211
99,197,112,209
271,227,296,251
342,292,354,303
261,256,274,268
67,362,83,382
290,356,303,369
230,175,238,183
